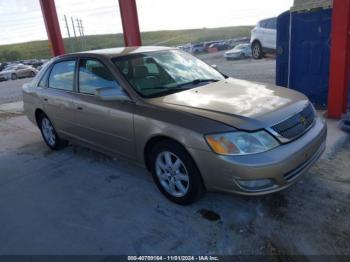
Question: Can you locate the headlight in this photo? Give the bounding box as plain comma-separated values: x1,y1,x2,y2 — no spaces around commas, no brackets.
205,130,279,155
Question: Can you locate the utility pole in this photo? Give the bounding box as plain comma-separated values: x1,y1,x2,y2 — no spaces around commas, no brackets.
76,18,84,50
79,19,87,50
63,15,74,52
71,16,78,51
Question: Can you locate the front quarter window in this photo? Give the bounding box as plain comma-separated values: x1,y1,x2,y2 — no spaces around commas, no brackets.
112,50,225,98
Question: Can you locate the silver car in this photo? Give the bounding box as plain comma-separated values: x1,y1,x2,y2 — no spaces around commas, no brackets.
224,44,252,60
23,47,327,205
0,64,38,80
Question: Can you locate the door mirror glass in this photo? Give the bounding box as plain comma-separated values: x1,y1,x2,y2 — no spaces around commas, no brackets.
96,87,130,101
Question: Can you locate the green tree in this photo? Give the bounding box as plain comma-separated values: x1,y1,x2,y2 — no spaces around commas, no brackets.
0,49,22,62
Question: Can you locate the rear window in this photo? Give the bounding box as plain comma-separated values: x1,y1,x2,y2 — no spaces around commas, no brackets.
260,18,277,29
266,18,277,29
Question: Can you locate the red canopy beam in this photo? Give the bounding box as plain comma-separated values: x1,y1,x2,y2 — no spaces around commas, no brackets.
118,0,142,46
39,0,65,56
328,0,350,118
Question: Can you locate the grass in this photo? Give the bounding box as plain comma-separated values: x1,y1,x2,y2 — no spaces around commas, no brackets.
0,26,252,61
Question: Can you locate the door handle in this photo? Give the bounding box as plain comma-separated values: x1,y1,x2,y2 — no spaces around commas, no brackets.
43,98,48,102
77,106,83,110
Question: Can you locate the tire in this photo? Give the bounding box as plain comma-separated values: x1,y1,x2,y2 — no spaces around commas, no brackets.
149,140,204,205
252,41,263,59
38,113,67,150
11,73,17,80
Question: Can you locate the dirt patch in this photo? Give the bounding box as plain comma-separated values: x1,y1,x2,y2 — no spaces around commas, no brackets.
197,209,221,221
262,193,289,219
105,175,120,183
0,111,23,120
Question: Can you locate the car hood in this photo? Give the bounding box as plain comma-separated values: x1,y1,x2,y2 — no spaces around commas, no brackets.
148,78,309,130
226,50,241,54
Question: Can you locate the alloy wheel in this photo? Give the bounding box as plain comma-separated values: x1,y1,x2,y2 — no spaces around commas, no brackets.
252,43,262,59
155,151,190,198
41,118,56,147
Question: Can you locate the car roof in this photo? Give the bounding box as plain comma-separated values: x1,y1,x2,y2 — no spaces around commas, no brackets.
58,46,175,60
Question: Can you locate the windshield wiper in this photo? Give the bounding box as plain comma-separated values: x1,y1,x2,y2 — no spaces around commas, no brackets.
176,79,220,88
142,79,221,98
141,86,190,90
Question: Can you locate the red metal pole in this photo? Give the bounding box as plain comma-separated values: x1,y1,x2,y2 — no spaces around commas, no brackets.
118,0,142,46
39,0,65,56
328,0,350,118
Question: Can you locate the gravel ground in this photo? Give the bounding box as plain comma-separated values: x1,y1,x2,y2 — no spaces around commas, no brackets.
198,51,276,85
1,53,349,256
0,78,28,105
0,110,349,255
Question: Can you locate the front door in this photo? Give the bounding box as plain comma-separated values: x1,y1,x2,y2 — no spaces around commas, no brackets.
71,58,135,159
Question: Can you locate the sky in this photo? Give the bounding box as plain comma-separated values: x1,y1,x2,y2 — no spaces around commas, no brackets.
0,0,294,45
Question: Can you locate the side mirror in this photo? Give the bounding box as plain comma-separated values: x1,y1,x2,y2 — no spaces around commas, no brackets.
95,87,130,102
211,64,218,70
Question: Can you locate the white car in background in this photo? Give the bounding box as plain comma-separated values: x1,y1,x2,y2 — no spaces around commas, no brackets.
250,17,277,59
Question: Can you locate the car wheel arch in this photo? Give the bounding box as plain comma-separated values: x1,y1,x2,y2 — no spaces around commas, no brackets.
143,135,207,192
143,136,195,170
144,136,181,170
34,108,46,127
251,39,261,47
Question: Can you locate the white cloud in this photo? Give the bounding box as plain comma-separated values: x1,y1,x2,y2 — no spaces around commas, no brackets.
0,0,293,45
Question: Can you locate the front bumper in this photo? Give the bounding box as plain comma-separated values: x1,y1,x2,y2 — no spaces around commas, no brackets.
0,75,8,81
224,53,240,58
188,116,327,195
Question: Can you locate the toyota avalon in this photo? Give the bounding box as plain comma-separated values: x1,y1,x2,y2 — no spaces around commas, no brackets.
23,47,327,205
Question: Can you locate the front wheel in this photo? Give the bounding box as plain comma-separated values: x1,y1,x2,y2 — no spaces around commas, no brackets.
252,41,263,59
11,73,17,80
39,114,67,150
149,140,204,205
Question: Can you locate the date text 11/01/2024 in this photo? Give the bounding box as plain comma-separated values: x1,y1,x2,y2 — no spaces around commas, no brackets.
127,256,219,261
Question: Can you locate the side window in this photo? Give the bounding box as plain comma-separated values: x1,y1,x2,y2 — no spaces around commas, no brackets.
270,18,277,30
265,18,277,30
37,66,51,88
49,60,76,91
259,20,267,28
78,59,120,95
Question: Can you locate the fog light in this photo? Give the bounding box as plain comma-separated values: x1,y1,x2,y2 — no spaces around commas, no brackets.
236,179,275,191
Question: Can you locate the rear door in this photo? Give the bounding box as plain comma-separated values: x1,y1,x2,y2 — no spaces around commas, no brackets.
71,57,135,158
252,20,266,45
40,59,77,136
264,18,277,49
16,66,27,77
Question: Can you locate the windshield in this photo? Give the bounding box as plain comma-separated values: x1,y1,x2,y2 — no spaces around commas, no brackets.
5,66,16,70
112,50,225,98
233,44,248,51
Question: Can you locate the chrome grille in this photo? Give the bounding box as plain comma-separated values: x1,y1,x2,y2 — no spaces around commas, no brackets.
270,103,315,141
